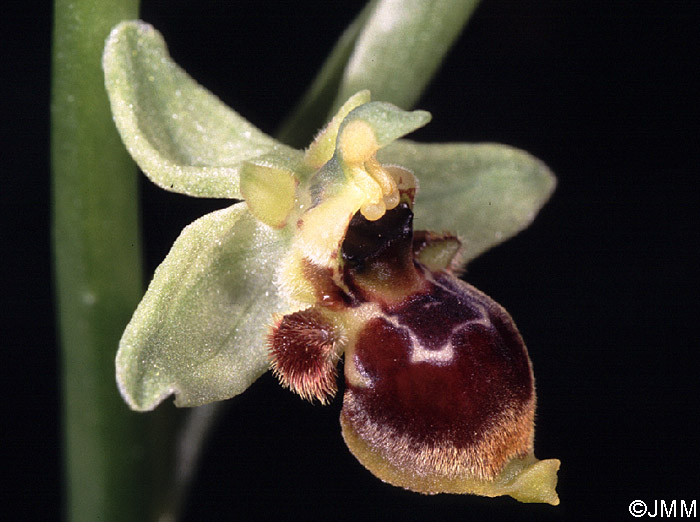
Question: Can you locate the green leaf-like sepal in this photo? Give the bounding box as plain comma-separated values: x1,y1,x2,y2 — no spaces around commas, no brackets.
103,21,302,199
380,141,556,263
116,204,292,410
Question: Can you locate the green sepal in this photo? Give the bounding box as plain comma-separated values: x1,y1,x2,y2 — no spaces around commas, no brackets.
103,21,302,199
379,140,556,263
116,203,292,410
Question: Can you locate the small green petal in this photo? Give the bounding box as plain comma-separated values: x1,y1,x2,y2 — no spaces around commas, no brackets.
103,21,302,199
240,162,297,229
116,204,292,410
414,235,462,271
379,141,556,263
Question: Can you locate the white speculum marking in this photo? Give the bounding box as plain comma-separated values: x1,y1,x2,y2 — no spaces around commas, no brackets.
411,338,455,364
379,314,455,365
385,278,492,366
347,278,494,387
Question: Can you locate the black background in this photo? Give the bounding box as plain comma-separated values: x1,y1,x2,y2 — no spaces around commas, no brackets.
4,0,699,520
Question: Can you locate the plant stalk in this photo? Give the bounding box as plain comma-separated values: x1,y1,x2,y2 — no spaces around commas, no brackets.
50,0,171,520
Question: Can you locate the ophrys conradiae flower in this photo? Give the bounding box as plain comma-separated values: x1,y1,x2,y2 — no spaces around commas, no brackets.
104,21,559,504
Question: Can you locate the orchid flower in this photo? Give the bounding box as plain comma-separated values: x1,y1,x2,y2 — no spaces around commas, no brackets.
104,20,559,505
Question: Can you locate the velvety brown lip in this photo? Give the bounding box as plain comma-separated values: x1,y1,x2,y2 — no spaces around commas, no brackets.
274,188,541,486
347,275,533,452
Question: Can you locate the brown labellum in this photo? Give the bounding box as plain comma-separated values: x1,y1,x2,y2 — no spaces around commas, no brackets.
269,202,557,501
338,204,538,495
341,272,535,490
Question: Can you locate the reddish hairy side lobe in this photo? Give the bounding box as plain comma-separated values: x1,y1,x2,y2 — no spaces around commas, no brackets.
268,308,339,404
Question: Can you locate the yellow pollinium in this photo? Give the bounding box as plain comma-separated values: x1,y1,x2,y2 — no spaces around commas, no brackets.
279,93,426,305
339,120,401,221
305,90,371,170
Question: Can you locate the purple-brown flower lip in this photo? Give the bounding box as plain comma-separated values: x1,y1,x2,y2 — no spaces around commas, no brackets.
264,144,558,500
341,271,534,482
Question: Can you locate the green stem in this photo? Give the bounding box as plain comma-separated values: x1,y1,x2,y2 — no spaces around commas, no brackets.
50,1,174,520
276,0,378,147
276,0,481,147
